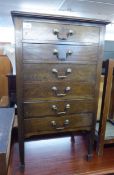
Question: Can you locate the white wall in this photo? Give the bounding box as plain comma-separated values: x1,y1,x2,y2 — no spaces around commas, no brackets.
0,27,14,43
105,24,114,41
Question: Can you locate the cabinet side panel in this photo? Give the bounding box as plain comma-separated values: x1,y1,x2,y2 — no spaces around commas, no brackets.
13,16,25,164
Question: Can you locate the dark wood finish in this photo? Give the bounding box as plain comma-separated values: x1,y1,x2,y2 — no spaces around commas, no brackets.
23,81,95,100
23,44,98,62
24,99,95,118
6,75,95,104
0,108,14,175
7,74,16,107
24,114,93,137
22,21,100,43
97,59,114,156
23,63,97,83
14,16,25,166
11,10,110,24
12,11,108,165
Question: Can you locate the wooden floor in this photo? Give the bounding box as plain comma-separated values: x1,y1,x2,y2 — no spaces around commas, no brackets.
8,135,114,175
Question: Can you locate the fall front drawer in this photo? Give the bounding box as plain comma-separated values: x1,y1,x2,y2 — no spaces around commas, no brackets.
23,21,99,43
24,113,93,137
23,63,97,83
23,43,98,62
23,81,95,100
23,99,95,118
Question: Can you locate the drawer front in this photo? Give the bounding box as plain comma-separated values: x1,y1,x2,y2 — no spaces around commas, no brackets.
23,43,98,62
23,63,97,83
24,113,93,137
23,82,95,101
23,21,99,43
23,99,95,118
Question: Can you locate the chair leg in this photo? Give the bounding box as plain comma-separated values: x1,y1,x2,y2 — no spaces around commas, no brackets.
96,132,105,156
97,142,104,156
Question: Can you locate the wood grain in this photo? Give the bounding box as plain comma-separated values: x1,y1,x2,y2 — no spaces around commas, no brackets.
24,114,93,137
8,136,114,175
23,44,98,62
23,63,97,83
23,81,95,101
12,11,107,165
0,55,12,98
22,21,100,43
23,99,95,118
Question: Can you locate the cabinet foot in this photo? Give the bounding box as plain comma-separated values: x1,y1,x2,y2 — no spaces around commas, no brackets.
19,164,25,172
87,154,93,161
71,134,75,143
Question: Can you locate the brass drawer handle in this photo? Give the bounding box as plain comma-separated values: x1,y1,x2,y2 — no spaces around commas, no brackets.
52,86,71,97
51,119,69,130
52,104,70,115
53,29,74,40
52,68,72,79
53,49,72,60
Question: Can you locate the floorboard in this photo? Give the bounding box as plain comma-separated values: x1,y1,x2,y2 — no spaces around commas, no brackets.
8,136,114,175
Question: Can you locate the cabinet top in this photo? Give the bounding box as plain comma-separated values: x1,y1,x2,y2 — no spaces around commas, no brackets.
11,11,110,25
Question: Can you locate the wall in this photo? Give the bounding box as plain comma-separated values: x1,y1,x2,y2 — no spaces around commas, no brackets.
104,41,114,60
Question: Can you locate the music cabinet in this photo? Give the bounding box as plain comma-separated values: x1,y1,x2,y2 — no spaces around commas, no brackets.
11,11,109,165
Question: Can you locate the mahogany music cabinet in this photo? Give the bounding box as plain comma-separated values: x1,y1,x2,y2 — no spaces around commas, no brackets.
11,11,109,165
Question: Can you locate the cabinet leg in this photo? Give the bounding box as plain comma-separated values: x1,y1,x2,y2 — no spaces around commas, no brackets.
71,133,75,143
19,139,25,167
87,132,94,160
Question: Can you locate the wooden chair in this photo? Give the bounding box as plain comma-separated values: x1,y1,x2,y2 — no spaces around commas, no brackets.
0,52,13,107
0,96,9,107
96,59,114,155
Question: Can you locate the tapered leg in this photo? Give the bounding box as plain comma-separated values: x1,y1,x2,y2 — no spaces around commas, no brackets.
87,132,94,160
17,109,25,167
19,138,25,167
71,133,75,143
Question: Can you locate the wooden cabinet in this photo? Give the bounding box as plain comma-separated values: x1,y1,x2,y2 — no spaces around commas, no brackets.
11,11,109,165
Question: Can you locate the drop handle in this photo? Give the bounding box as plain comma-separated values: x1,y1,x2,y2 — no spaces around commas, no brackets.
53,28,74,40
53,49,73,60
53,28,59,35
51,119,70,130
53,49,59,58
52,68,72,79
68,30,74,36
66,50,72,57
52,86,71,97
52,104,70,115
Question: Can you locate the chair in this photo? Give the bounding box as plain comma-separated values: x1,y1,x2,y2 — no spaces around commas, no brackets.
96,59,114,155
0,51,12,107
